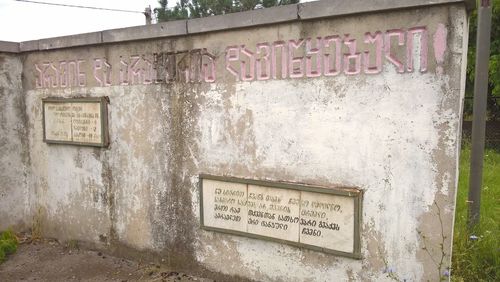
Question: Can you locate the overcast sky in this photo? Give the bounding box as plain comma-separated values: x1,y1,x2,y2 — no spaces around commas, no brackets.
0,0,314,42
0,0,162,42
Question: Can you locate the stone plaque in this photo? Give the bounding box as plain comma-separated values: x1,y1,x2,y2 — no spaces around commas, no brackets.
299,191,355,253
247,184,301,242
200,175,362,258
202,179,248,232
42,97,109,147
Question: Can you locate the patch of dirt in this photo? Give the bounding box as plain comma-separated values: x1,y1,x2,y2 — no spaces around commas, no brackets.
0,236,213,282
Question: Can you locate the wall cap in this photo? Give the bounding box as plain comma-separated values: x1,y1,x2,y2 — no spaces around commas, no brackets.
0,41,20,53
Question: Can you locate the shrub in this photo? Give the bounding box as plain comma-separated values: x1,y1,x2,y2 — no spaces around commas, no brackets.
0,229,18,263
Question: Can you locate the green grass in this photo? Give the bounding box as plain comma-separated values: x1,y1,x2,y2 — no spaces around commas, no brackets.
452,144,500,281
0,229,18,263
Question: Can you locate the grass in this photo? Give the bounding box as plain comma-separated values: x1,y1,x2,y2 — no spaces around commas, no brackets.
451,144,500,281
0,229,18,263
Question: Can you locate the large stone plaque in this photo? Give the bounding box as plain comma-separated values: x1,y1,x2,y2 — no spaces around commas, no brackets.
42,97,109,147
200,175,362,258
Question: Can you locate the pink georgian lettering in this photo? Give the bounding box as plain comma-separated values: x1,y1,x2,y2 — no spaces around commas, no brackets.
323,35,341,76
165,53,177,83
256,43,271,81
144,57,155,85
67,61,78,87
59,61,68,88
240,45,255,82
343,35,361,75
363,32,383,74
272,41,287,79
225,46,239,80
306,37,322,78
202,50,216,83
406,26,428,73
189,50,203,83
41,63,58,88
35,64,43,88
288,39,304,78
385,29,405,73
76,60,86,87
119,56,129,85
93,58,112,87
433,24,447,75
129,55,142,84
176,51,193,83
50,63,59,87
42,63,50,87
93,59,103,86
103,59,112,86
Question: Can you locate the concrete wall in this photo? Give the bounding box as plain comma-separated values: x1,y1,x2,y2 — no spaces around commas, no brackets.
0,51,30,230
1,0,470,281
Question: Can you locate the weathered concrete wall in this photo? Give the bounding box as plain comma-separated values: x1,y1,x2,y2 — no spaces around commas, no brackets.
2,0,470,281
0,51,30,230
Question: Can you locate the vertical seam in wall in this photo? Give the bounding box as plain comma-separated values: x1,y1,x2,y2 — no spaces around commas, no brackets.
185,20,189,35
16,53,34,228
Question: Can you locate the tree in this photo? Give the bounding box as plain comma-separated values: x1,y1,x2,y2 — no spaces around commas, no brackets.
465,0,500,120
155,0,300,22
155,0,189,21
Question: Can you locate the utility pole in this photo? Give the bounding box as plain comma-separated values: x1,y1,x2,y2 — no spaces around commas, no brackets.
144,6,152,25
468,0,493,228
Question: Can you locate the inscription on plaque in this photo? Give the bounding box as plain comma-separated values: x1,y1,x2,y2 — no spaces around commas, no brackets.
202,179,248,232
200,175,362,258
42,97,109,147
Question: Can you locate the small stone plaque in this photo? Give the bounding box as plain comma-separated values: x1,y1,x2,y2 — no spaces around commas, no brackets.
200,175,362,258
247,184,301,242
42,97,109,147
299,191,355,253
202,179,248,232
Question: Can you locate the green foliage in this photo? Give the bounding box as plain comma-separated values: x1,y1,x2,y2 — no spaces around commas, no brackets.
0,229,18,263
155,0,189,21
452,144,499,281
466,0,500,120
155,0,300,21
66,239,79,250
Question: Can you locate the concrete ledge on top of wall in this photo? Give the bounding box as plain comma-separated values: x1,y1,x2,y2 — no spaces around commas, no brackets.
298,0,470,20
39,32,102,50
187,4,298,34
0,41,20,53
102,20,187,43
19,40,39,52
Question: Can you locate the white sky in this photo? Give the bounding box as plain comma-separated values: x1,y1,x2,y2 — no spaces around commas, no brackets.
0,0,313,42
0,0,161,41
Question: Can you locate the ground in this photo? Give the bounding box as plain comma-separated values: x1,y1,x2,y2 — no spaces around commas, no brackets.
0,236,213,282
